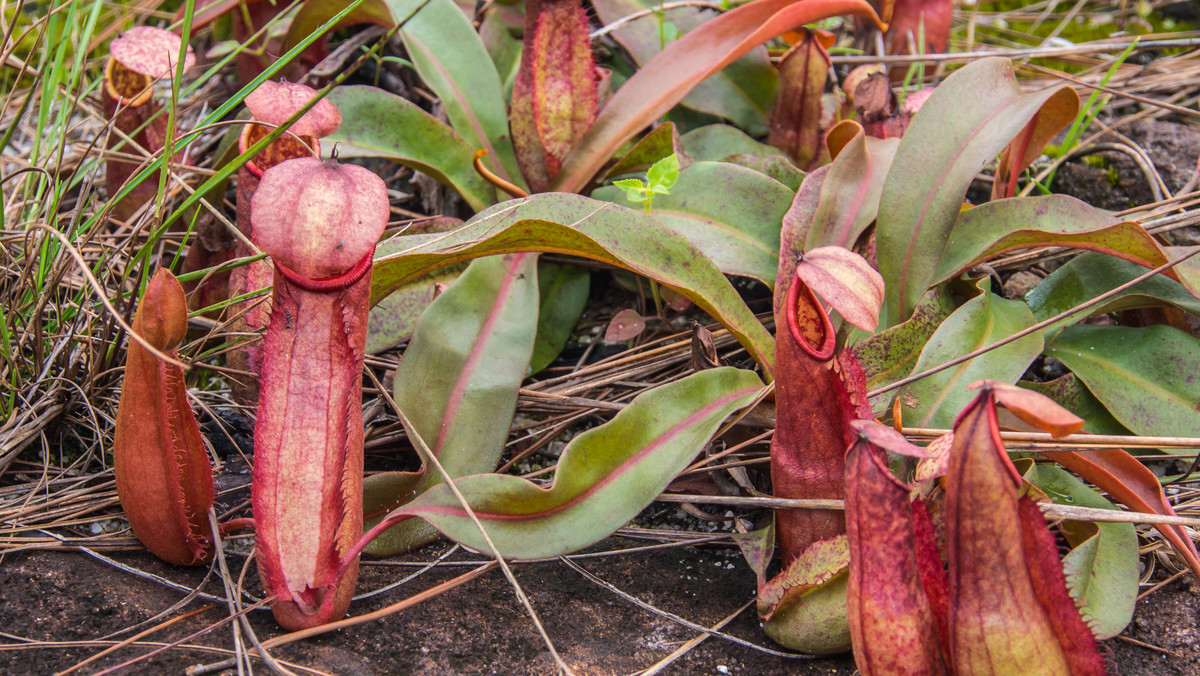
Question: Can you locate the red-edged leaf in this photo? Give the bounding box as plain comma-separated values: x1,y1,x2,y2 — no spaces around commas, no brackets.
1051,449,1200,577
806,120,899,251
776,165,830,315
370,193,775,377
934,195,1196,296
363,254,539,556
796,245,884,332
549,0,881,192
388,368,762,558
992,87,1079,199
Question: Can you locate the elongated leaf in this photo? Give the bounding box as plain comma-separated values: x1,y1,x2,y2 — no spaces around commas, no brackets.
992,87,1079,199
286,0,400,50
900,282,1042,429
934,195,1189,291
370,193,775,375
1050,448,1200,577
325,85,496,212
1046,324,1200,441
364,254,539,555
479,7,522,100
877,57,1074,325
531,260,590,373
1025,464,1137,640
393,367,763,558
551,0,880,192
592,0,777,135
682,124,787,162
592,161,792,286
398,0,526,188
805,123,899,250
849,285,955,417
1025,252,1200,335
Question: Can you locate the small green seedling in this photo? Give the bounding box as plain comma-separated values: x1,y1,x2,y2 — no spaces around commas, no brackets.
613,154,679,215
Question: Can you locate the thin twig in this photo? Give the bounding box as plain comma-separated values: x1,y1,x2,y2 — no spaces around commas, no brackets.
654,494,1200,527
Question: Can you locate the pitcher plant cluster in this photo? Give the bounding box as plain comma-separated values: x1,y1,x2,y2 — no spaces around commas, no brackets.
98,0,1200,668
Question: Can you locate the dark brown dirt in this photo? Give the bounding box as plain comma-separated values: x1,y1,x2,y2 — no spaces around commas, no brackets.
1053,119,1200,215
1,536,1196,674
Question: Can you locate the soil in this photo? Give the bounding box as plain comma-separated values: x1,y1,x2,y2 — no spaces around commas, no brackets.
2,528,1198,674
1052,119,1200,217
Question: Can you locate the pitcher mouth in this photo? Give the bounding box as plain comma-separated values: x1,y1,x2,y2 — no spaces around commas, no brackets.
273,247,374,294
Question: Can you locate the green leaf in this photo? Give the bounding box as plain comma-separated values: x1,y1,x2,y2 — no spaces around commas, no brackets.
646,153,680,190
1046,324,1200,443
899,282,1043,429
393,367,763,558
285,0,402,52
877,57,1076,325
479,6,522,100
285,0,516,190
592,161,792,287
1024,464,1137,640
364,254,539,555
592,0,777,134
550,0,880,192
933,195,1191,294
804,127,899,251
398,0,526,189
324,86,496,212
530,261,590,374
726,154,805,190
849,286,956,417
1025,252,1200,336
370,193,776,376
612,178,649,204
366,264,464,354
682,124,787,162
